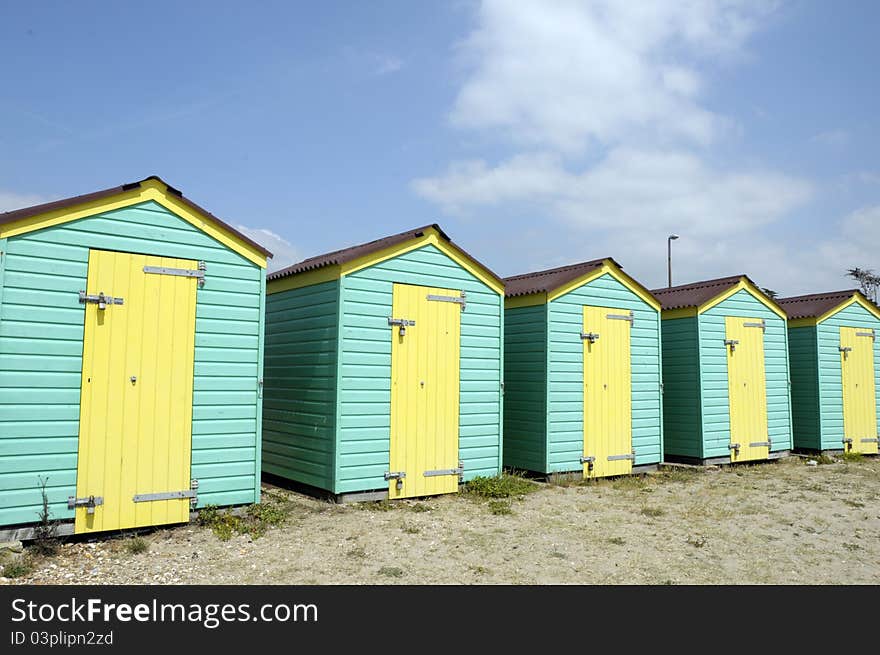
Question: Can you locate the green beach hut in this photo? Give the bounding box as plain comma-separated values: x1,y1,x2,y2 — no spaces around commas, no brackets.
652,275,793,465
262,224,505,501
0,177,271,538
503,258,663,479
778,290,879,454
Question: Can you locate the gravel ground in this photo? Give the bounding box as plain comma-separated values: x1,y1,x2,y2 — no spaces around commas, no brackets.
3,455,880,585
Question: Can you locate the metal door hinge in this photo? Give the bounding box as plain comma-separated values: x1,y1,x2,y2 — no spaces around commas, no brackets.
607,453,636,461
427,291,466,311
424,467,464,477
144,263,206,288
580,332,599,343
860,438,879,444
79,291,124,309
856,330,875,339
749,441,771,448
388,317,415,337
607,312,634,323
68,495,104,514
744,321,766,331
134,480,199,508
724,339,739,353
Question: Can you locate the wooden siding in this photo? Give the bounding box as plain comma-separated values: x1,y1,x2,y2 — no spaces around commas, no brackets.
788,326,821,450
546,273,662,472
336,244,502,493
660,316,703,459
0,201,263,527
262,279,339,490
816,302,880,450
699,289,792,458
502,304,547,472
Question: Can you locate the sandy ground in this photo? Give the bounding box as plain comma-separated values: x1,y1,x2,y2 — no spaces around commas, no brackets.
4,455,880,585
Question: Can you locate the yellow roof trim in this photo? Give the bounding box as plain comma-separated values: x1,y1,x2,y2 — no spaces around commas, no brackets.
815,294,880,325
661,307,698,320
0,178,268,268
697,278,787,320
546,260,661,311
267,264,340,295
505,293,547,309
340,226,505,295
787,317,817,329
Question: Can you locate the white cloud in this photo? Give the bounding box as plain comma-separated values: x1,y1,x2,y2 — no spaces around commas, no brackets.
811,129,850,146
413,1,828,293
450,0,774,152
373,55,403,76
414,147,812,238
234,225,301,273
0,190,46,212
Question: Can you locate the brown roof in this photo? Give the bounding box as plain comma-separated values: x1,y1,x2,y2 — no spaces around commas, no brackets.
503,258,608,297
650,275,748,310
0,176,273,258
776,289,864,319
268,223,503,285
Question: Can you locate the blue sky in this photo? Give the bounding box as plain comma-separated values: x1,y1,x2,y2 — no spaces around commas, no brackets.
1,1,878,295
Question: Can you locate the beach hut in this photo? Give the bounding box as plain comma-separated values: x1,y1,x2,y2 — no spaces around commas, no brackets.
503,258,663,479
262,224,504,500
652,275,792,464
0,177,271,537
778,290,879,454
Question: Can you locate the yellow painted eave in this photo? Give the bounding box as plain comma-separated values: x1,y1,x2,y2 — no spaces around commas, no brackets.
546,261,661,312
0,178,268,268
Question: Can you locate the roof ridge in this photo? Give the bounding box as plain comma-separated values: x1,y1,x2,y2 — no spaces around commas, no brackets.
503,258,607,282
777,289,859,303
651,275,743,295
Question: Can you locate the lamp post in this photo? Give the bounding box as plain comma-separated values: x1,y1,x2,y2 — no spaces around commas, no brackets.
667,234,679,288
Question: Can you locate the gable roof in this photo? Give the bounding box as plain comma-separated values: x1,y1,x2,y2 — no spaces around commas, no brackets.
0,176,273,260
777,289,879,320
651,275,746,310
503,258,607,297
268,224,503,288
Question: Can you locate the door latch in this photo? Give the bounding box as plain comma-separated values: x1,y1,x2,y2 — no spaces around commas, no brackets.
724,339,739,353
580,455,596,471
728,443,741,455
68,495,104,515
580,332,600,344
385,471,406,490
79,291,124,310
388,317,415,337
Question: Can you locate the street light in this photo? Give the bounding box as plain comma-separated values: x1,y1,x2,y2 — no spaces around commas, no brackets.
667,234,679,288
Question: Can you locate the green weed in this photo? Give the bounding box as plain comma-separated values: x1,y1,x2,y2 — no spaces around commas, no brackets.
124,537,149,555
377,566,404,579
487,500,513,515
466,473,539,499
640,507,665,518
2,559,33,578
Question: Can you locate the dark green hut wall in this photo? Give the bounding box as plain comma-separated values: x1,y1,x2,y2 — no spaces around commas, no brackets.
262,279,339,490
659,316,703,459
502,304,547,472
788,326,820,450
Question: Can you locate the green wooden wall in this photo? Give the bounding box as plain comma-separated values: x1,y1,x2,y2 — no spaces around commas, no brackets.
815,303,880,450
502,304,547,472
788,326,821,450
699,290,792,458
541,273,663,473
659,316,703,459
335,244,503,493
262,279,339,490
0,201,264,528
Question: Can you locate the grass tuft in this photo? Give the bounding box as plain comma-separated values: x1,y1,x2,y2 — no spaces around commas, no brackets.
124,537,149,555
2,559,34,578
199,493,290,541
377,566,404,579
640,507,665,518
842,451,864,463
487,499,513,515
466,474,539,499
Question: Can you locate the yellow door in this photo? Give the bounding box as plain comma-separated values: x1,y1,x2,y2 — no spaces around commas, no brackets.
388,283,461,498
841,326,878,454
74,249,199,533
725,317,770,463
582,306,633,479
